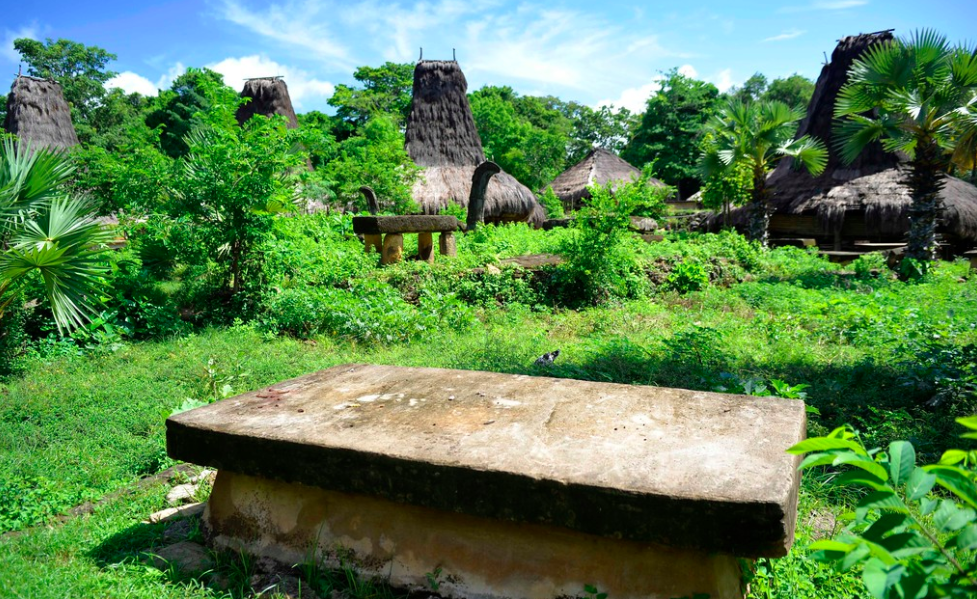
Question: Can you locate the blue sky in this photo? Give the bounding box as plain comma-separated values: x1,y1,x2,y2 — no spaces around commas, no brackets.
3,1,976,113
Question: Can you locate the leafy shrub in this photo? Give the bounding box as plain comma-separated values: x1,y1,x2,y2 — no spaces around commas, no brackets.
538,186,565,219
791,419,977,598
260,279,475,342
557,183,649,305
666,260,709,293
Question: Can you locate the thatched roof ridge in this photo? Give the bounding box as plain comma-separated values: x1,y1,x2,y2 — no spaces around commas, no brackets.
405,60,541,223
546,148,665,210
3,76,79,150
405,60,485,167
236,78,298,128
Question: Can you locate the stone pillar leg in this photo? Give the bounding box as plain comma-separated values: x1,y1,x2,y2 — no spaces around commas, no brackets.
418,232,434,263
439,232,457,257
364,234,382,255
382,234,404,265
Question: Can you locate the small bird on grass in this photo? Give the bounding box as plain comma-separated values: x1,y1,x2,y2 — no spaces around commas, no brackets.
533,350,561,367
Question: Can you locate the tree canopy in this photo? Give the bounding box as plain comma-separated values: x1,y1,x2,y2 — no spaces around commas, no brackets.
13,38,117,130
328,62,414,140
622,69,721,199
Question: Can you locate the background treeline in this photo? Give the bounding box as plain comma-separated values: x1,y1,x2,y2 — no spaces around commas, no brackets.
2,37,816,209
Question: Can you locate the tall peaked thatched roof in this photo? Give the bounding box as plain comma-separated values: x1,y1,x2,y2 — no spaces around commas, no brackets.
3,76,79,150
236,77,299,128
761,31,977,244
404,60,542,224
705,31,977,245
546,148,664,211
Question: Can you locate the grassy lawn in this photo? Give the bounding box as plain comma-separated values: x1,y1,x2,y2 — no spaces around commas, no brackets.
2,230,975,598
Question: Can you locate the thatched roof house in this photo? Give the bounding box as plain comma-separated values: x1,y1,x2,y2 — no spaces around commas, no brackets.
236,77,299,128
3,76,79,150
405,60,542,224
546,148,665,212
710,31,977,249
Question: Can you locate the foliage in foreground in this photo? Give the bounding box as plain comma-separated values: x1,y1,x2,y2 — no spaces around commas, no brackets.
792,418,977,598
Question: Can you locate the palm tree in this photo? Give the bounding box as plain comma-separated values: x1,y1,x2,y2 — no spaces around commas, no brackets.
700,99,828,246
835,29,977,263
0,138,111,333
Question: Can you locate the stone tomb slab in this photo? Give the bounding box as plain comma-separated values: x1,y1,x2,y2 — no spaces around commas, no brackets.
167,364,806,599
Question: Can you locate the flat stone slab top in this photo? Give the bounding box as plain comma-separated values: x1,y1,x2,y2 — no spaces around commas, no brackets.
167,363,806,557
352,215,460,235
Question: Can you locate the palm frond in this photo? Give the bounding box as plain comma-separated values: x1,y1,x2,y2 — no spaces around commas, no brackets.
833,115,887,165
0,139,75,227
1,197,111,333
779,136,828,176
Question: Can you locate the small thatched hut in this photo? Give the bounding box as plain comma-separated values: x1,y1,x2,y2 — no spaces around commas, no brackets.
3,76,79,150
405,60,542,224
236,77,299,128
710,31,977,249
546,148,665,212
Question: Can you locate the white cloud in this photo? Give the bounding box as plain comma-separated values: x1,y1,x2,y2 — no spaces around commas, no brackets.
598,80,662,113
779,0,867,12
3,24,38,63
217,1,686,95
762,29,806,43
207,55,334,109
219,0,355,70
106,62,185,96
678,64,698,78
711,69,735,93
106,72,159,96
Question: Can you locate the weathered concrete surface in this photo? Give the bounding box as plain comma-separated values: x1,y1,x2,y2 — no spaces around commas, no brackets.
206,470,744,599
168,363,805,557
352,215,460,234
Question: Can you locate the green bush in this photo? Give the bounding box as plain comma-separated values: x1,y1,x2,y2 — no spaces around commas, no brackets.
666,260,709,293
791,419,977,598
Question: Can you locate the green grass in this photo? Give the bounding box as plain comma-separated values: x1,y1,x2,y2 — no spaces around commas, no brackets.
2,227,976,598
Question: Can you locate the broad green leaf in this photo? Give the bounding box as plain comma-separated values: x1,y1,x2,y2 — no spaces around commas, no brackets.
939,449,968,465
925,465,977,509
862,513,908,542
834,453,890,482
953,524,977,550
919,497,938,516
832,470,889,491
863,560,904,599
841,542,872,572
787,436,867,456
808,539,856,553
799,452,839,470
906,467,937,501
933,499,975,533
857,491,908,521
887,440,915,486
957,415,977,431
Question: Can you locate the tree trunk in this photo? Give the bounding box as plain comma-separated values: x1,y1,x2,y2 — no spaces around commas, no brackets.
906,139,947,263
745,170,770,246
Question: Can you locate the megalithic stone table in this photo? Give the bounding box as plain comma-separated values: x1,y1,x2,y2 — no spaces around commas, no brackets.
352,215,460,264
167,364,807,599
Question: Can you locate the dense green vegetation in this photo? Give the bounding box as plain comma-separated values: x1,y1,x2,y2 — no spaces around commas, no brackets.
1,30,976,599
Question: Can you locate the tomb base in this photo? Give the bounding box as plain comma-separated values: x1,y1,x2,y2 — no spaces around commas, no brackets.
205,470,744,599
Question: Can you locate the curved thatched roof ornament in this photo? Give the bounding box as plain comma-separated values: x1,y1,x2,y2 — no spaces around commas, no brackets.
3,76,79,150
404,60,543,224
236,77,299,128
760,31,977,245
546,148,664,211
